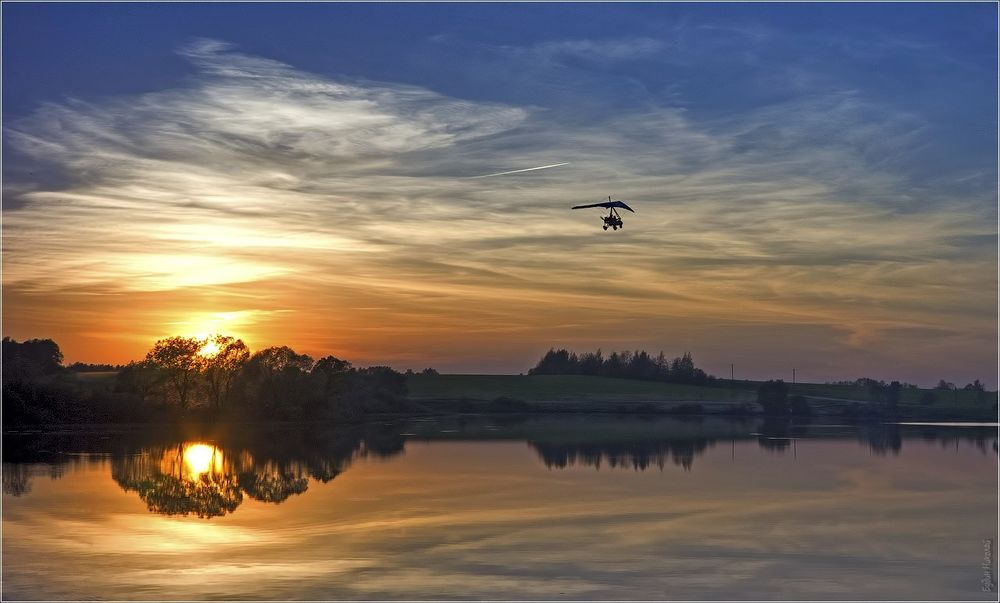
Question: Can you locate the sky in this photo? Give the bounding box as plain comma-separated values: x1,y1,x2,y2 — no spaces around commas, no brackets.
2,3,997,386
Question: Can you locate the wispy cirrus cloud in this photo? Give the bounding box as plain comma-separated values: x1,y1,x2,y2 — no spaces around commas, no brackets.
3,36,995,385
467,162,569,179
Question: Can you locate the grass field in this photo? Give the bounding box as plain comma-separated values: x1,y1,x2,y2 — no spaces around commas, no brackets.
68,371,118,392
407,374,755,404
407,373,996,419
60,370,995,420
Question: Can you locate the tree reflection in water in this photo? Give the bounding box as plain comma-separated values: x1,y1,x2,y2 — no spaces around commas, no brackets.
4,419,997,513
530,438,713,471
112,443,245,518
107,425,403,518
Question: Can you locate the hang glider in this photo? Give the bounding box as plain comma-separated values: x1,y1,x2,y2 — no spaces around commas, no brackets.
571,196,635,230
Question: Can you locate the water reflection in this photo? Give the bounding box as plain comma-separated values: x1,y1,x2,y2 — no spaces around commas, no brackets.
112,443,244,518
531,437,713,470
4,418,997,517
3,417,997,600
99,427,405,517
2,463,33,497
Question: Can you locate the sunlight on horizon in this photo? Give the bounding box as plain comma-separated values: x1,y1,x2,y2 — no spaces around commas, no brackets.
170,312,262,352
2,8,996,386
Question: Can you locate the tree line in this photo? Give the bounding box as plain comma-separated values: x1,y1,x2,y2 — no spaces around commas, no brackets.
3,336,411,425
528,348,713,385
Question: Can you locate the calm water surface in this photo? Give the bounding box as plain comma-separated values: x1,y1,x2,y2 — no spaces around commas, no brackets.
3,416,997,600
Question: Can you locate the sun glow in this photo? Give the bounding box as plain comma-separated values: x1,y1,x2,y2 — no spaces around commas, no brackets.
169,311,263,351
198,339,221,357
183,443,223,479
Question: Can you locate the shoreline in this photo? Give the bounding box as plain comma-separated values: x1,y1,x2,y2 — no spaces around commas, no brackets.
4,403,996,434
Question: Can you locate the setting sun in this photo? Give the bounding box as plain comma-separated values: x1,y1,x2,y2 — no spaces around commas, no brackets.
198,339,221,357
2,3,997,601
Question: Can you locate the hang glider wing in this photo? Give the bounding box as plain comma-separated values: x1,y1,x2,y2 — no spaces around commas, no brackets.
571,200,635,212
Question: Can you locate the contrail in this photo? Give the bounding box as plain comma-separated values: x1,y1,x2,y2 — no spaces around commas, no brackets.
468,162,569,179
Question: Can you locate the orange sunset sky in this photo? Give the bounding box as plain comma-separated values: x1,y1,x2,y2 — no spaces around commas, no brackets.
3,4,997,387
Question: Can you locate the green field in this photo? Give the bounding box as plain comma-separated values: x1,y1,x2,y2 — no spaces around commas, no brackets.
60,370,995,420
68,371,118,392
407,373,996,419
407,373,755,408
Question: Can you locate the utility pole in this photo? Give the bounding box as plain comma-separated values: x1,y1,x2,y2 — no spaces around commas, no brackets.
731,363,734,381
793,368,796,384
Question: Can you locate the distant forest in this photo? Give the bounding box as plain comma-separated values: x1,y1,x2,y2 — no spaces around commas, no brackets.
529,348,712,385
528,347,994,418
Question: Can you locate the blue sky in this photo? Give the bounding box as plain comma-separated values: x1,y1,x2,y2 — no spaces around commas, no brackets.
3,3,997,386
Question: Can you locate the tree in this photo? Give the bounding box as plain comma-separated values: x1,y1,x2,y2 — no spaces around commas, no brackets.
2,337,64,379
202,336,250,409
312,355,352,395
670,352,696,383
579,350,604,376
528,349,574,375
345,366,408,409
115,360,163,402
247,346,314,374
144,337,204,410
964,380,987,404
885,381,902,409
243,346,314,417
605,351,623,377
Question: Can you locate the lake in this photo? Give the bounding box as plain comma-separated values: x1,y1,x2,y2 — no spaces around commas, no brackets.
3,416,997,600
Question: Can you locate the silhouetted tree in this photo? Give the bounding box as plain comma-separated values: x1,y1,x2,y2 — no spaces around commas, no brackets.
529,349,574,375
114,360,163,402
885,381,902,409
579,349,604,375
307,356,355,418
528,347,712,384
344,366,408,411
2,337,63,379
241,346,314,418
145,337,204,410
964,380,988,404
202,336,250,409
312,356,352,393
605,351,623,377
670,352,695,383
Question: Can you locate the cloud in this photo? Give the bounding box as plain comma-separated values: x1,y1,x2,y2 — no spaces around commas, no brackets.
3,37,995,384
467,162,570,179
528,37,666,62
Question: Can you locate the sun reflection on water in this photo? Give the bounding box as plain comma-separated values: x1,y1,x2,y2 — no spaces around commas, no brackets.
182,443,223,480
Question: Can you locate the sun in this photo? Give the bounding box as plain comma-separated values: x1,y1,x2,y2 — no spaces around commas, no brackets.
198,338,221,357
